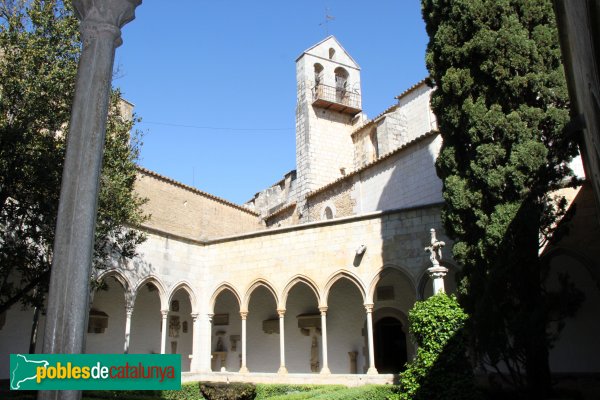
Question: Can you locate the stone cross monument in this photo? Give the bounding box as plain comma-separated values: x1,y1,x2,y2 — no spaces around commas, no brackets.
424,228,448,294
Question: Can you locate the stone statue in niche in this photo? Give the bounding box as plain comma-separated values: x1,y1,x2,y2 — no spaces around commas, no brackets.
310,335,320,372
216,336,224,352
182,320,188,333
169,315,180,338
348,351,358,374
171,300,179,312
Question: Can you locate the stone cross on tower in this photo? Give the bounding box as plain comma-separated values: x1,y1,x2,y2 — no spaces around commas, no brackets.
424,228,448,295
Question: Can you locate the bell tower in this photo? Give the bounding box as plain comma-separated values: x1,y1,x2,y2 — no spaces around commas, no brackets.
295,36,363,200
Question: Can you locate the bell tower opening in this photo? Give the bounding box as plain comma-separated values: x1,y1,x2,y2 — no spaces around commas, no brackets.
294,36,363,202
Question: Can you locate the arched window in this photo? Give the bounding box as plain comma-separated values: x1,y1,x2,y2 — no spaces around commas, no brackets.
323,206,334,220
329,47,335,60
334,67,349,103
314,63,324,86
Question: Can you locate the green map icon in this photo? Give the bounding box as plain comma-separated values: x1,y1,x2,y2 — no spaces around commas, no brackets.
10,354,49,390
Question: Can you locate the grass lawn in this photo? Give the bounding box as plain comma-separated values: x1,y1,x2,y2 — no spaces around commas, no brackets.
0,381,398,399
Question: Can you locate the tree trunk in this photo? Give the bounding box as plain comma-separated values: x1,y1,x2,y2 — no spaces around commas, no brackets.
29,305,40,354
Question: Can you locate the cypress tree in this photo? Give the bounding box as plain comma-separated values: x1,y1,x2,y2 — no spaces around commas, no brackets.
421,0,579,397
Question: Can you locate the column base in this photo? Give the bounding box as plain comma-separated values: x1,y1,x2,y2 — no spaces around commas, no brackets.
239,366,249,373
277,366,288,374
320,367,331,374
367,367,378,375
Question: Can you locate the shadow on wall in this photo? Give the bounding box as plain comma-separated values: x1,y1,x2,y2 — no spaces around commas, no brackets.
371,133,446,376
375,131,446,293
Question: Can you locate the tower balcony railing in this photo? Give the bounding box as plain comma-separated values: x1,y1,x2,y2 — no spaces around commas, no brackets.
312,83,362,116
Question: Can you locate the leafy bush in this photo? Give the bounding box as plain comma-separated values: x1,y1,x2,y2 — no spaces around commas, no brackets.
162,382,203,399
199,382,255,400
397,293,479,400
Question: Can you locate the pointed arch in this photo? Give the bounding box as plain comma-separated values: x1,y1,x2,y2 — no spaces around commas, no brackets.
167,280,198,314
95,268,133,293
242,279,279,312
209,282,241,314
95,268,133,306
281,275,321,309
368,264,417,304
323,270,366,307
132,275,167,310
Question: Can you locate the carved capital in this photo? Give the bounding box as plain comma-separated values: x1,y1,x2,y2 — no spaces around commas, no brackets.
277,309,286,318
318,306,328,315
240,311,248,320
125,305,134,317
73,0,141,28
427,265,448,279
207,313,214,323
364,303,374,313
160,309,169,319
73,0,141,46
191,313,199,322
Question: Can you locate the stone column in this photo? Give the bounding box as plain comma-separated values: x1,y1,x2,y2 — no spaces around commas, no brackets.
206,313,214,371
160,310,168,354
319,306,331,374
427,266,448,294
38,2,141,399
123,305,134,353
239,311,249,373
365,303,378,375
190,313,201,371
277,309,287,374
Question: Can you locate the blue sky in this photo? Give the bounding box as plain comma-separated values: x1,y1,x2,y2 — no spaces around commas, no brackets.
114,1,429,204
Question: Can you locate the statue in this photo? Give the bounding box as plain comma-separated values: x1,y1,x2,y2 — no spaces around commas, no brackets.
424,228,445,267
424,228,448,294
310,335,320,372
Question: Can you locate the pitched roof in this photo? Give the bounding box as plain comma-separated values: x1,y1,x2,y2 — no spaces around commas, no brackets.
395,78,428,100
296,35,360,68
136,166,259,216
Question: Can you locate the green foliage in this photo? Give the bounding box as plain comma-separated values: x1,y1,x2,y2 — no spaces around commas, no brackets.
261,384,394,400
421,0,582,395
0,0,147,314
397,294,478,400
199,382,256,400
255,384,344,399
82,383,202,399
160,382,203,400
305,385,395,399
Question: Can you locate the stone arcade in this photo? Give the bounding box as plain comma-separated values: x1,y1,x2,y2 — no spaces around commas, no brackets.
1,36,599,387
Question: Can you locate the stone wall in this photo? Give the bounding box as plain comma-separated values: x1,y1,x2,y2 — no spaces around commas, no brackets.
351,81,436,170
303,132,443,224
396,83,436,142
135,168,262,240
357,133,442,213
265,204,298,228
306,176,356,221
